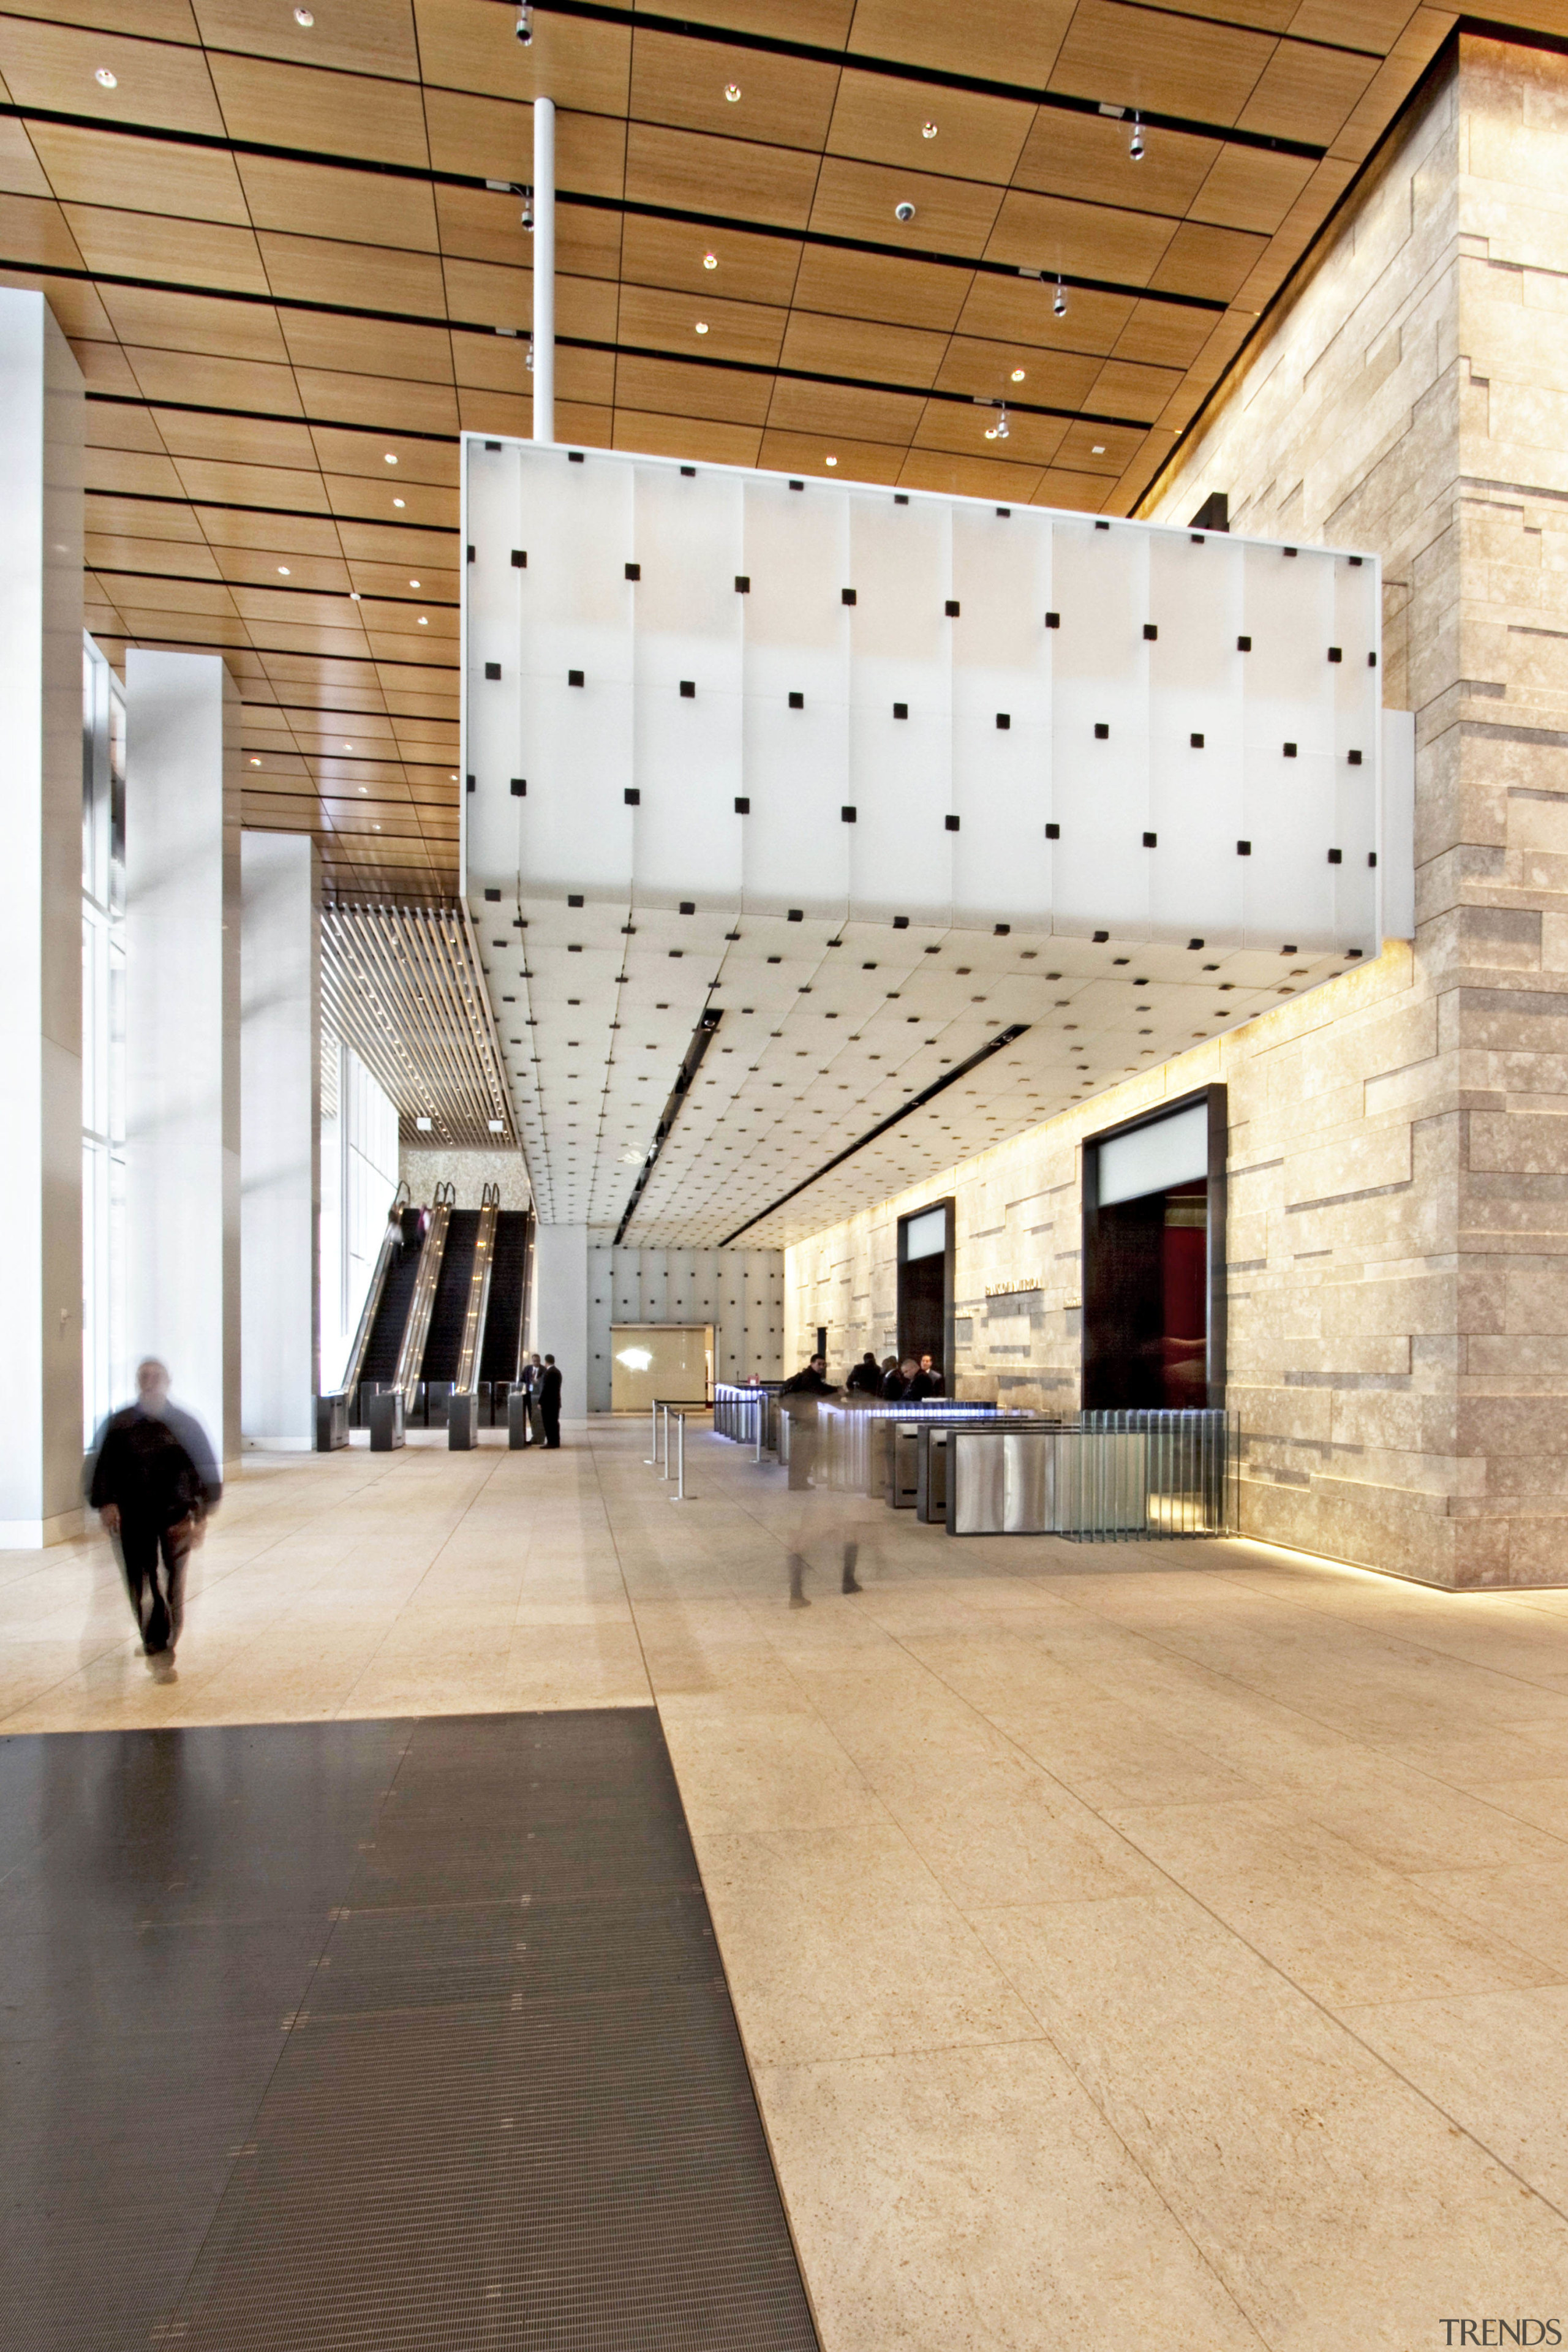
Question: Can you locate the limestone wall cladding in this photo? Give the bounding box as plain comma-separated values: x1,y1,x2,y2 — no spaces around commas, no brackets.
790,42,1568,1588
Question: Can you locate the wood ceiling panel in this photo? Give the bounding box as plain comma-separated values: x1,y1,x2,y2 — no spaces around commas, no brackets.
195,504,349,554
119,607,253,646
555,198,625,283
625,122,822,230
1111,297,1228,368
984,187,1175,285
439,255,532,334
897,447,1047,503
778,309,948,389
124,344,302,411
451,330,536,391
1049,1,1273,123
433,183,538,271
617,213,800,306
826,71,1033,187
0,3,202,39
222,545,352,591
611,350,773,425
766,375,925,443
0,262,113,336
0,20,225,132
1055,417,1146,472
87,401,170,453
336,519,454,564
91,570,235,616
1082,355,1183,420
278,309,454,380
456,390,532,440
633,0,853,40
629,27,839,148
292,366,460,434
0,192,85,272
238,155,440,252
87,446,185,496
810,156,1005,258
846,0,1073,89
757,427,903,483
1287,0,1420,46
206,52,430,166
911,398,1068,467
349,559,460,599
1139,0,1294,28
1147,218,1266,300
323,471,458,528
1237,43,1379,143
88,530,222,576
789,244,968,333
100,282,290,360
0,116,51,200
422,93,625,199
64,203,269,292
27,120,248,221
413,0,631,116
86,491,207,541
1012,107,1214,217
152,407,317,468
72,337,140,390
309,426,457,484
617,280,787,366
1033,464,1115,510
953,271,1133,353
173,454,329,508
1189,145,1316,232
258,231,447,317
609,405,761,470
932,334,1102,408
190,0,420,81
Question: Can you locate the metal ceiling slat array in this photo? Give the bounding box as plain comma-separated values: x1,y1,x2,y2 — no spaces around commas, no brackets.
321,899,516,1148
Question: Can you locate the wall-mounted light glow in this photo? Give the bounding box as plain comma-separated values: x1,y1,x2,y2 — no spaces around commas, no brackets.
616,1346,654,1371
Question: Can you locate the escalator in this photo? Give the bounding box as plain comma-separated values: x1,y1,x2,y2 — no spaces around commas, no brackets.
481,1210,531,1392
349,1200,423,1426
420,1207,481,1419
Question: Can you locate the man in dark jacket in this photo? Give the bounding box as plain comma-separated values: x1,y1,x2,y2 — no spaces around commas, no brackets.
88,1359,221,1675
907,1354,944,1401
881,1356,919,1401
845,1352,881,1396
780,1354,839,1490
540,1354,564,1448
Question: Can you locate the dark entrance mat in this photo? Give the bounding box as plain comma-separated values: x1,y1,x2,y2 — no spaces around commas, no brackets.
0,1710,818,2352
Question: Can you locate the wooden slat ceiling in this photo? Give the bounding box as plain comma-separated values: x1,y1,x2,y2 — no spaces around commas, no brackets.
0,0,1490,897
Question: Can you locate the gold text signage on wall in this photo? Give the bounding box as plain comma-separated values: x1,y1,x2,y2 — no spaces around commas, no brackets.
985,1276,1043,1300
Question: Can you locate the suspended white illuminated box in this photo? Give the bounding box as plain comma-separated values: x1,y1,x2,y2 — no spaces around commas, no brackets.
461,434,1407,957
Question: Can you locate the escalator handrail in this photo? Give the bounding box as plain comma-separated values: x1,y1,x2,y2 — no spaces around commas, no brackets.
337,1193,407,1402
455,1200,499,1395
395,1200,451,1408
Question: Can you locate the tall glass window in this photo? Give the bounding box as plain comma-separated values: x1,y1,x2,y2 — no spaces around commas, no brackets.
82,633,127,1444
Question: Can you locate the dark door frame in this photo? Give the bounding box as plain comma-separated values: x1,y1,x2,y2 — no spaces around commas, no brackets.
897,1196,956,1375
1081,1085,1228,1408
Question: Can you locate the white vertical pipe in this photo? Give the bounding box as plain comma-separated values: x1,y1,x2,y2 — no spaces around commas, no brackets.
532,97,555,443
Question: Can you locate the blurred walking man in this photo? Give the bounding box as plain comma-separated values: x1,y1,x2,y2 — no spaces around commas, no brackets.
88,1360,221,1678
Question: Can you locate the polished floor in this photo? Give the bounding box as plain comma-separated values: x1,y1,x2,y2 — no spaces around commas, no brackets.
8,1422,1568,2346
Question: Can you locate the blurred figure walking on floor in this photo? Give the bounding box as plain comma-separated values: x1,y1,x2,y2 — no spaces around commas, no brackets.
87,1360,221,1679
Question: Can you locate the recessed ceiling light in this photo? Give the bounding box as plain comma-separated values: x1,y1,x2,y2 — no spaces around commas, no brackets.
95,67,116,88
350,590,361,600
695,320,709,334
1011,368,1025,382
921,120,938,138
409,578,420,586
277,564,290,575
417,615,428,624
358,786,367,794
393,497,405,507
249,756,261,766
825,454,837,466
1091,443,1106,454
383,451,398,464
703,251,717,270
725,82,741,100
344,741,353,749
295,6,314,22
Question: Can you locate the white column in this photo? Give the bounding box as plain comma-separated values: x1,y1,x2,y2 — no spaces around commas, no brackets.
532,96,555,443
530,1221,587,1417
241,834,318,1450
126,650,241,1466
0,292,83,1547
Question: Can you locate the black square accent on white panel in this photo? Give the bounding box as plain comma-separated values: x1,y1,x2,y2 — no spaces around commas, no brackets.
997,507,1011,518
510,777,526,796
1046,612,1060,628
1191,732,1205,748
788,691,804,709
1238,635,1252,652
483,888,500,902
679,901,695,914
1237,840,1251,856
1143,624,1158,640
1284,545,1297,557
788,908,804,922
466,774,475,793
735,575,750,593
790,478,804,490
996,712,1010,729
625,788,640,805
680,464,695,476
1093,929,1109,942
945,599,960,617
842,588,857,605
569,450,584,462
1328,847,1342,864
1143,831,1157,847
1368,851,1378,867
679,680,696,698
568,668,584,686
1328,646,1342,662
1369,650,1378,666
1349,748,1363,765
511,549,527,568
568,894,583,907
485,661,501,679
944,813,960,832
892,915,909,929
485,438,502,450
467,543,475,562
1094,722,1109,739
1095,519,1110,530
1283,742,1298,757
1045,822,1060,840
894,492,908,503
842,805,856,823
734,796,750,814
893,702,908,720
625,562,639,580
995,921,1011,935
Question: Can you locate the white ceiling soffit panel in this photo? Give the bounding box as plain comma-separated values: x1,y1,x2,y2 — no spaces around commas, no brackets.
322,900,518,1153
461,436,1395,1245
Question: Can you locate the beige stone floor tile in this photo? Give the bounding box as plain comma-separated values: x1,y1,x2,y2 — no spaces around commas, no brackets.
1105,1798,1554,2007
658,1709,884,1836
867,1757,1168,1911
695,1822,1041,2065
971,1892,1568,2350
1411,1857,1568,1977
990,1694,1264,1807
759,2043,1264,2351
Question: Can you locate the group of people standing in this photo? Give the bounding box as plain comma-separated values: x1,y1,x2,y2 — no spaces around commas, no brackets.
514,1352,564,1448
846,1351,944,1402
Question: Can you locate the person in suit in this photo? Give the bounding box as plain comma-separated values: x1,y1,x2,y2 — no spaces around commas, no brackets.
907,1354,944,1401
881,1356,919,1401
845,1351,881,1397
86,1359,221,1679
540,1354,564,1448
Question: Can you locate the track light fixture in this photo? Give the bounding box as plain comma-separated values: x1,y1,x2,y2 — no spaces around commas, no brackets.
1053,277,1067,317
516,2,532,42
526,338,534,372
984,406,1009,441
1129,111,1144,160
521,186,534,230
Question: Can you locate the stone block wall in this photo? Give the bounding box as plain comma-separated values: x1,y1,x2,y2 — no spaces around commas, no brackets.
788,39,1568,1589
